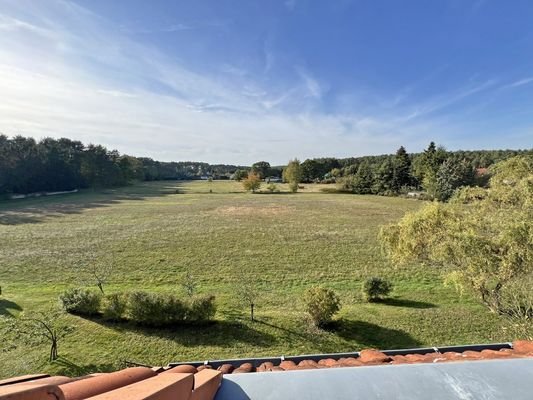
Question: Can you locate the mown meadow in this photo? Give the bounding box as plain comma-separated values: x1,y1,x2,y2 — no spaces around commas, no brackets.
0,180,511,378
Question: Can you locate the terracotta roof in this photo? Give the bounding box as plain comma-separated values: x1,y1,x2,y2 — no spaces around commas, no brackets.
170,340,533,374
0,367,222,400
0,341,531,400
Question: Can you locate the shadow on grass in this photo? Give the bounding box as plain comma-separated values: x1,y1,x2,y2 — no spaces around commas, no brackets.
328,318,421,350
255,319,311,341
88,317,277,348
254,192,296,195
53,356,117,377
0,181,185,226
219,310,322,344
376,298,437,309
0,299,22,317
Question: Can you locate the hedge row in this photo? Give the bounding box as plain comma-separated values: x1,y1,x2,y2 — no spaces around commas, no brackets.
59,288,216,326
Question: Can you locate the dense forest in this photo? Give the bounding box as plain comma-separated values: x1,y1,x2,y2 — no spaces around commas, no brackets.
298,144,532,200
0,134,531,198
0,135,244,196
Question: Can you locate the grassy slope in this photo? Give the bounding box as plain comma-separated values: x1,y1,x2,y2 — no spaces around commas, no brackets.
0,181,508,378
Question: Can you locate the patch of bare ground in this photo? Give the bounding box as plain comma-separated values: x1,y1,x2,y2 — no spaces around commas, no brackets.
214,204,293,216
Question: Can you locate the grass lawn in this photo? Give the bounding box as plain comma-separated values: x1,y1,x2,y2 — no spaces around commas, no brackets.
0,180,510,378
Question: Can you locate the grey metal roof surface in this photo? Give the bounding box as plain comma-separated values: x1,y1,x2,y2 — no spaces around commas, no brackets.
214,358,533,400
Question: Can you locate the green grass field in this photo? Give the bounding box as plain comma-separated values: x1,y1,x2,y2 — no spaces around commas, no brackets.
0,180,510,378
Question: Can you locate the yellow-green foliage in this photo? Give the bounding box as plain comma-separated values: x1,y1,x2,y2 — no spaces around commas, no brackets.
380,156,533,313
242,172,261,192
283,159,302,192
304,287,341,327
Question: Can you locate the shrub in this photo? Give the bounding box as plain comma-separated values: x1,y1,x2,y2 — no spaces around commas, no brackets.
127,291,169,326
500,277,533,340
186,295,217,322
242,172,261,192
59,288,101,316
102,293,128,321
303,287,341,327
266,183,278,193
126,291,214,326
289,181,299,193
362,277,393,302
165,295,187,324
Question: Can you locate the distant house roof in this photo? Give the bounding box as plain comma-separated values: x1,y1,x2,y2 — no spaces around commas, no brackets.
476,167,490,176
1,341,532,400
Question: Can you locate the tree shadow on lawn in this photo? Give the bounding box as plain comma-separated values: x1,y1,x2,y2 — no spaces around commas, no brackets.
53,356,117,377
0,298,22,317
253,192,297,195
377,298,437,309
328,318,422,350
89,317,278,348
0,182,185,226
219,310,323,345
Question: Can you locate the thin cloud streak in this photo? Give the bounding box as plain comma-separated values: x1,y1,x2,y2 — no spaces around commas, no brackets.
295,66,324,99
503,77,533,89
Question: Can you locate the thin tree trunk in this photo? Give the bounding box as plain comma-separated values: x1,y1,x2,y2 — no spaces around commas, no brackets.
250,303,254,322
50,339,57,361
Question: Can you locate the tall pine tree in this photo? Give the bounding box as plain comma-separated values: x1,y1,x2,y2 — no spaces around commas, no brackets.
392,146,411,192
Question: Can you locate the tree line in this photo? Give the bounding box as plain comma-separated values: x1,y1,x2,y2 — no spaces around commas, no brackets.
239,144,531,201
301,143,531,200
1,134,530,199
0,135,244,195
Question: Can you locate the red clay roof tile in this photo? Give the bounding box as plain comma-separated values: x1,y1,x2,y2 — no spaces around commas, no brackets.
0,383,65,400
162,365,198,375
59,367,156,400
359,349,391,364
18,376,76,386
0,375,50,387
216,364,234,374
513,340,533,354
190,370,222,400
85,373,193,400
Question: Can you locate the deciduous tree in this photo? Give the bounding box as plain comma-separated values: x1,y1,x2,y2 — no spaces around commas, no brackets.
251,161,271,179
3,308,74,361
242,172,261,192
380,156,533,313
283,159,302,192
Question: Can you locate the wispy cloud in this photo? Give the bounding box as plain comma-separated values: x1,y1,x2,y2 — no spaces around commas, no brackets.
502,77,533,89
162,23,192,32
0,0,525,164
295,66,324,99
400,79,497,122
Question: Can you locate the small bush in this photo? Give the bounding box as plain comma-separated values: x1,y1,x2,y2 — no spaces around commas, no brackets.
126,291,215,326
165,295,187,323
60,288,101,316
186,295,217,322
102,293,128,321
303,287,341,327
362,277,392,302
127,291,169,326
266,183,279,193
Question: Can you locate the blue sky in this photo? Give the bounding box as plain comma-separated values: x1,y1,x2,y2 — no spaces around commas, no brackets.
0,0,532,164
